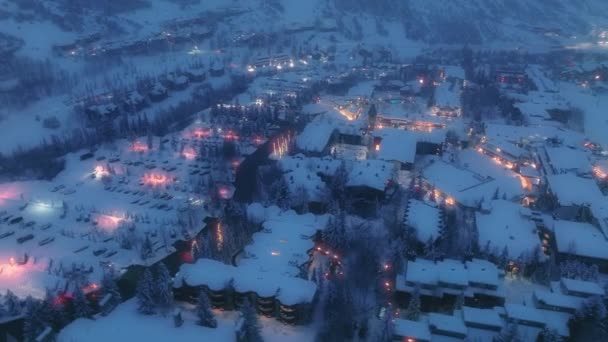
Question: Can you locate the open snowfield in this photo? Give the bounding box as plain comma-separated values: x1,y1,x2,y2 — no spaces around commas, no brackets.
58,299,317,342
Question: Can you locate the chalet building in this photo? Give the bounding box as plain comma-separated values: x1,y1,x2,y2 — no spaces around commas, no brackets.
556,277,605,298
395,258,506,310
550,220,608,271
532,290,583,314
173,259,317,325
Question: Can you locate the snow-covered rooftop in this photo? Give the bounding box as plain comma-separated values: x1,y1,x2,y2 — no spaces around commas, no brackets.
546,173,603,207
559,277,605,297
462,306,503,329
475,200,541,259
393,318,432,341
552,220,608,260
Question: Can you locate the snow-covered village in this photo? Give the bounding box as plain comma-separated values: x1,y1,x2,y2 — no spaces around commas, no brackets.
1,1,608,341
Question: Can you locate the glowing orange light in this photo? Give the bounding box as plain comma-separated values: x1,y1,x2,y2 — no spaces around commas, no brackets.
216,222,224,251
519,176,532,191
271,251,280,256
0,186,21,205
477,147,484,153
94,165,110,178
142,173,171,186
445,197,455,206
96,214,124,231
223,131,239,140
218,187,231,199
83,283,100,294
131,141,149,153
182,147,197,160
191,128,212,139
375,144,381,152
594,166,608,179
433,189,441,199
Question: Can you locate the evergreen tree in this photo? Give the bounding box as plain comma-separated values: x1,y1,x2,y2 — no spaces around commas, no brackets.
271,177,290,210
0,294,6,318
240,298,263,342
498,246,509,269
317,279,353,341
72,287,92,319
539,327,562,342
136,268,156,315
577,296,607,322
5,290,21,316
453,293,465,311
147,130,154,150
331,161,348,209
140,234,155,260
377,309,393,342
493,324,521,342
23,297,44,342
405,286,421,321
101,271,122,308
196,290,217,328
323,211,347,254
154,262,173,314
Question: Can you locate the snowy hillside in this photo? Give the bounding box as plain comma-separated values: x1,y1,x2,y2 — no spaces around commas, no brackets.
333,0,608,44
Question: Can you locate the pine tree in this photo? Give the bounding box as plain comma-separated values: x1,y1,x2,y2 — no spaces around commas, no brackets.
0,294,6,318
101,271,122,308
323,211,347,254
405,286,421,321
493,324,521,342
498,246,509,269
423,236,437,259
454,293,465,311
140,234,155,260
23,297,44,342
539,327,562,342
5,290,21,316
240,298,263,342
136,268,156,315
72,287,92,319
154,262,173,315
377,309,393,342
196,290,217,328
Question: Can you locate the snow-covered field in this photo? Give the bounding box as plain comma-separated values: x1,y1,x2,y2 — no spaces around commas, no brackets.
58,299,317,342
